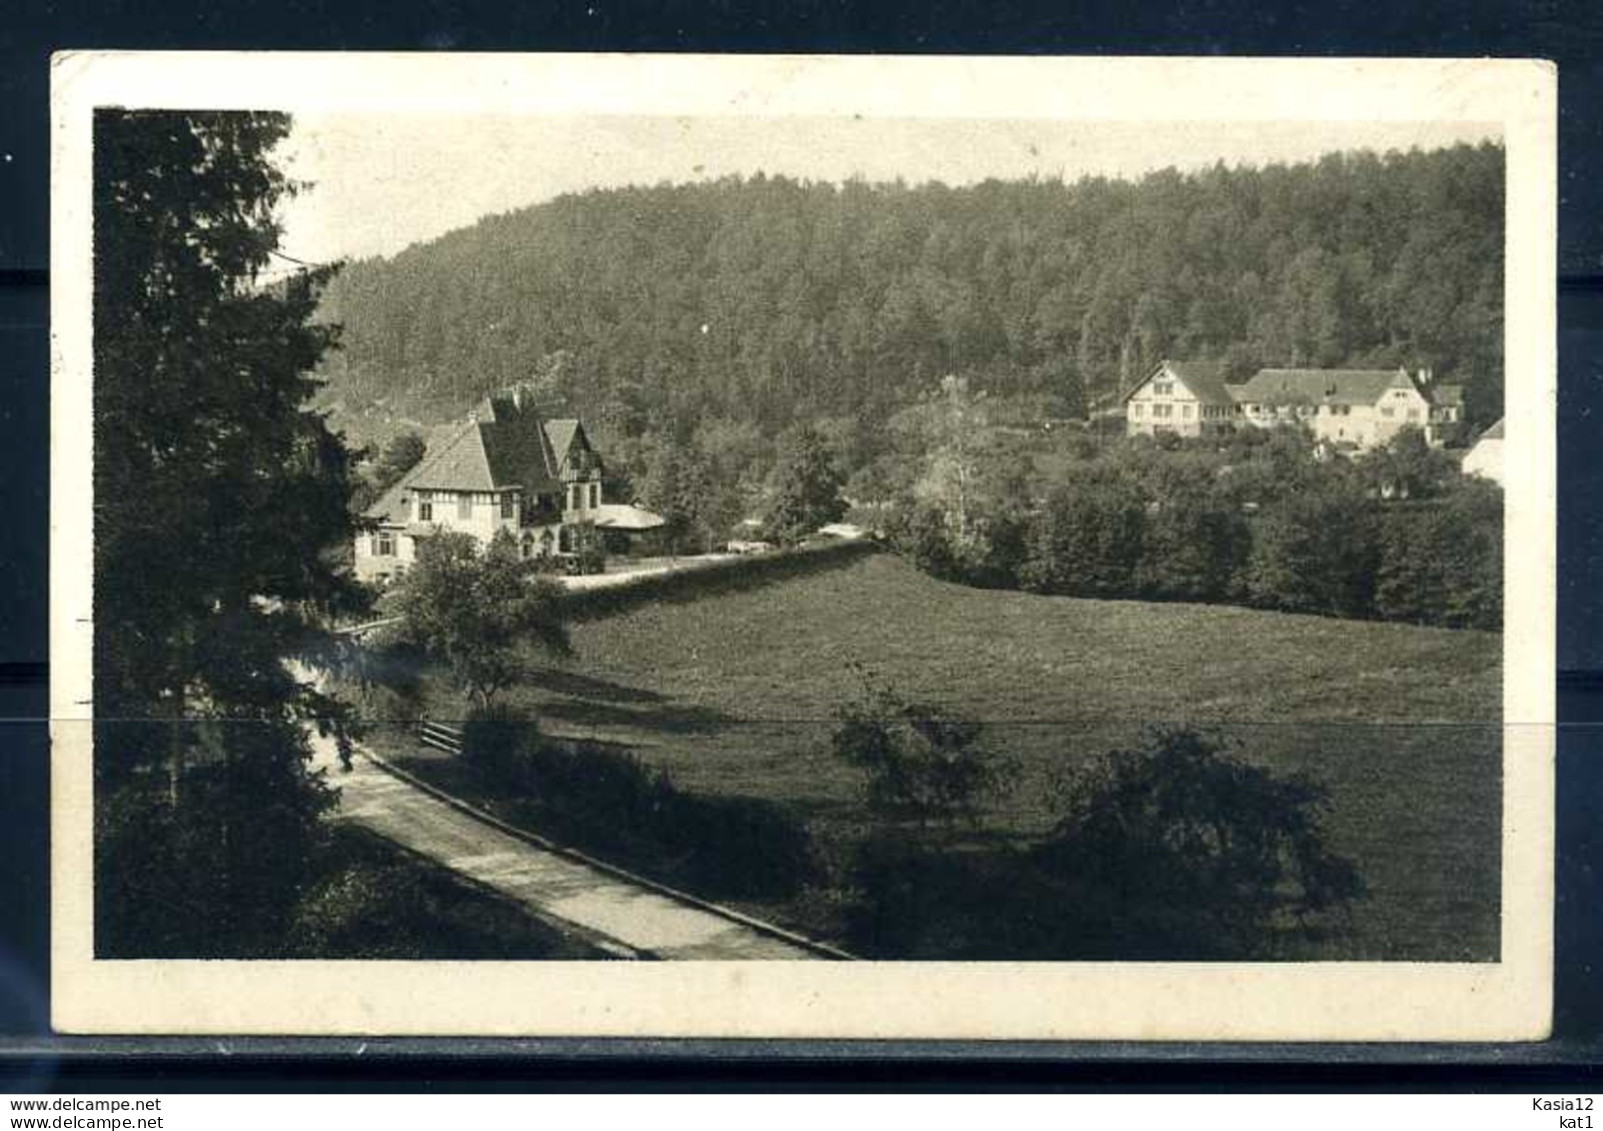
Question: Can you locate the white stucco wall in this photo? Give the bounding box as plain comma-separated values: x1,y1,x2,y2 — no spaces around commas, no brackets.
1462,437,1504,484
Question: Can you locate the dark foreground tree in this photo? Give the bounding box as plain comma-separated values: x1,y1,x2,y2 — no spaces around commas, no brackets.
388,529,572,709
93,110,362,956
1030,727,1365,958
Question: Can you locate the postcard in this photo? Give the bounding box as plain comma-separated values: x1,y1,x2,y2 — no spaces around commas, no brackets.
51,52,1555,1039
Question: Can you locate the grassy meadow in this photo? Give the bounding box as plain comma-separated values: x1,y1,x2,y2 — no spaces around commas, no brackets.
385,551,1502,961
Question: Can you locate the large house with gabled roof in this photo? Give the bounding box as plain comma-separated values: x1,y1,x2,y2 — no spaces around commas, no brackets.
354,387,659,583
1124,359,1465,451
1122,359,1241,438
1229,366,1461,450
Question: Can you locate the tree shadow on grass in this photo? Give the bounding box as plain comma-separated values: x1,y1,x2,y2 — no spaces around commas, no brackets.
536,695,735,734
528,667,670,705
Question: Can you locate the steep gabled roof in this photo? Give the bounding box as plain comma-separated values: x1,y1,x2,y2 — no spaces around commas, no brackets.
1234,367,1415,407
405,420,498,491
544,419,581,465
1122,359,1237,406
364,398,586,519
478,401,564,491
1476,418,1505,441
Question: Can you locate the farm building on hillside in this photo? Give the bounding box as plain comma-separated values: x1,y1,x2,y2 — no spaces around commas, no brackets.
1122,360,1239,438
1230,366,1462,451
354,387,662,583
1460,418,1505,485
1124,359,1467,452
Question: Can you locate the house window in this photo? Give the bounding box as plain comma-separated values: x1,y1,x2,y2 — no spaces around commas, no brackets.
457,493,472,520
1132,403,1143,418
501,493,516,520
376,532,394,556
1181,404,1192,419
1152,404,1172,419
1380,407,1395,418
1153,380,1174,396
569,485,582,510
1407,408,1420,421
416,491,433,522
589,483,600,508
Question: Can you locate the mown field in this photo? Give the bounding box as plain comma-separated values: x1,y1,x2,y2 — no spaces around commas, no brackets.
392,552,1502,962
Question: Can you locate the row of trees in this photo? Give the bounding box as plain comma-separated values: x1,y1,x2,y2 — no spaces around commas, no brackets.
891,416,1502,630
317,142,1505,451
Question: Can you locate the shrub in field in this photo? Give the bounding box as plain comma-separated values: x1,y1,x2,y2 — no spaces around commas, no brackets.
1030,726,1366,959
843,833,957,957
666,791,818,899
844,835,1075,959
884,500,965,582
461,701,542,789
830,664,1015,827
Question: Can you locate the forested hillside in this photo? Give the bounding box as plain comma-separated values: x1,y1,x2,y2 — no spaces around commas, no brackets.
314,142,1504,440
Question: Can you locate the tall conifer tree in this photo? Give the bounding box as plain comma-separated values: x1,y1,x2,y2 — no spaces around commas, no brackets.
93,110,359,955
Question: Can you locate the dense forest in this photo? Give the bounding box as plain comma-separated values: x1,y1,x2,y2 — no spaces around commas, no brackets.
314,142,1505,444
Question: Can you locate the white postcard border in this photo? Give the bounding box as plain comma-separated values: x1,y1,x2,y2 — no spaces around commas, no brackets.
50,52,1556,1040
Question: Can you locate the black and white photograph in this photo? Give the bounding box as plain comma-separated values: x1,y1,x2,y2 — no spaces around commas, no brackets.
50,54,1556,1039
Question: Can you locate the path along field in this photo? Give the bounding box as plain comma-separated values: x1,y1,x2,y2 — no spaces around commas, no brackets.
398,552,1502,961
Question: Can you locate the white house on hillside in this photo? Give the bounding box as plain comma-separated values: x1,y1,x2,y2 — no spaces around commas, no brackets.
354,388,658,583
1122,359,1239,438
1124,360,1466,452
1461,418,1505,485
1229,366,1446,451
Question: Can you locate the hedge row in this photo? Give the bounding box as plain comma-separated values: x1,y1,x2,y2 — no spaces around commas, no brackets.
561,537,879,620
898,476,1502,631
461,706,816,900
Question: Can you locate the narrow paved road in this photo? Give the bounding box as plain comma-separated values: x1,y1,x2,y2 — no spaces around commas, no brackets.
309,733,828,960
